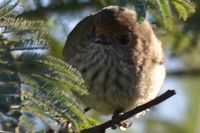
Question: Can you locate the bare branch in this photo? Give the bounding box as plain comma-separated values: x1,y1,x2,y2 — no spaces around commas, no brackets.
81,90,176,133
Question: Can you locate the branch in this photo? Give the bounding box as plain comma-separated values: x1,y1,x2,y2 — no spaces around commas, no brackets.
81,90,176,133
167,69,200,76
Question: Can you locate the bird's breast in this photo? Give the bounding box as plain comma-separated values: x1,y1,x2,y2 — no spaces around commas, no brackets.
65,43,165,114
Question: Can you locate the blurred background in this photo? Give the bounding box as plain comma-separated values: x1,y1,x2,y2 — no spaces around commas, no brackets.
17,0,200,133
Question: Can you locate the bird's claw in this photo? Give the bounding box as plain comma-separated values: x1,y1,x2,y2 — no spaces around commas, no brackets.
111,110,132,131
119,120,132,131
111,111,123,129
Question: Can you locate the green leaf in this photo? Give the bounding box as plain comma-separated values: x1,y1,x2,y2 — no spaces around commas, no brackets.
172,0,195,20
13,52,87,95
0,0,28,16
156,0,173,30
0,17,48,44
20,76,92,132
0,0,97,132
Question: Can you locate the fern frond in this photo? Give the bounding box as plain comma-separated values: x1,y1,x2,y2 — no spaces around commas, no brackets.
0,41,21,116
172,0,195,20
0,112,18,131
0,70,20,107
0,1,97,132
0,0,15,16
1,30,48,42
0,91,21,105
0,0,28,16
13,52,87,95
0,17,45,30
0,17,48,43
0,71,20,82
156,0,173,30
0,17,49,55
1,0,18,16
0,59,16,70
86,117,99,127
9,39,48,52
20,76,92,132
0,23,21,132
20,103,61,132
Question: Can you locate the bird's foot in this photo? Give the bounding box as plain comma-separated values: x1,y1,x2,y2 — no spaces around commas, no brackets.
111,109,133,130
119,119,133,131
111,110,123,129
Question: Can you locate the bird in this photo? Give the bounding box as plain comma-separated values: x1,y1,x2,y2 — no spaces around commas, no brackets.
63,5,165,122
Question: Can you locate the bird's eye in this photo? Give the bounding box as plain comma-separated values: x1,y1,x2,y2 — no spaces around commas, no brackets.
119,35,130,46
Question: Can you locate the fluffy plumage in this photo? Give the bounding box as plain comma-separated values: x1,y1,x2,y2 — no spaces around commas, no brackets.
63,6,165,114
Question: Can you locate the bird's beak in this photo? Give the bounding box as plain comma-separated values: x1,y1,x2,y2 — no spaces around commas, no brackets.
93,35,108,45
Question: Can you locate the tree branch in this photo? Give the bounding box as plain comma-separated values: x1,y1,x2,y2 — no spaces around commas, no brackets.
81,89,176,133
167,69,200,76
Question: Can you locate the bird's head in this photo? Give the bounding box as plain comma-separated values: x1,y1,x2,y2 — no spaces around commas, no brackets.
92,6,137,47
64,6,161,70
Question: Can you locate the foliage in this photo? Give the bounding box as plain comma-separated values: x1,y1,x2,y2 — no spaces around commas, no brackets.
0,0,97,132
0,0,198,132
19,0,197,54
171,0,200,55
0,0,30,16
20,0,195,30
132,0,195,30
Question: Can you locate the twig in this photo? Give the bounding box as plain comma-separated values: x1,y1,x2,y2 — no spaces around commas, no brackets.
81,89,176,133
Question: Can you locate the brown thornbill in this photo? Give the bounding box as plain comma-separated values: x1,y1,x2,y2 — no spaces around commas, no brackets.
63,5,165,121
